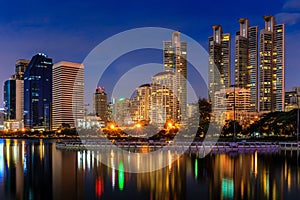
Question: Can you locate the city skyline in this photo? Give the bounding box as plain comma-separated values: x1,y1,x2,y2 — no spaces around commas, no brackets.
0,0,300,103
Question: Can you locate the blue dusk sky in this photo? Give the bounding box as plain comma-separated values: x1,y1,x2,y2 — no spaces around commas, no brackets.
0,0,300,105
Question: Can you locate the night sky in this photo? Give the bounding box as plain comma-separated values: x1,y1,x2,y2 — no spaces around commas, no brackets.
0,0,299,105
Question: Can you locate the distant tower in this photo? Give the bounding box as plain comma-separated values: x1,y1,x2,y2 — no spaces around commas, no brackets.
208,25,231,103
52,61,84,130
260,16,285,112
24,53,53,131
113,98,131,126
234,18,258,112
14,59,30,80
93,87,107,122
163,31,187,122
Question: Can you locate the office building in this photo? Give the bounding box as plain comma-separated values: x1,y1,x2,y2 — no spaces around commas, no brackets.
3,79,24,123
52,61,84,130
234,18,258,112
24,53,53,131
93,86,107,122
3,83,24,130
260,16,285,112
2,59,30,130
163,31,187,122
209,25,231,103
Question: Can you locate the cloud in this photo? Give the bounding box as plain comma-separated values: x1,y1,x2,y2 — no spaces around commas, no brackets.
283,0,300,11
275,12,300,25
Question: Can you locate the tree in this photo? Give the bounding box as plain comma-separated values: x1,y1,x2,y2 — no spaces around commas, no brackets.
197,98,212,137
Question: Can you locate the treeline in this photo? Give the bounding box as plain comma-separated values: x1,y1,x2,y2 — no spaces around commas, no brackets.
197,98,298,137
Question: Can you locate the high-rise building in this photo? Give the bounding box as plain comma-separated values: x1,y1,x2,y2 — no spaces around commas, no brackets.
3,79,23,121
52,61,84,130
163,31,187,122
93,87,107,122
260,16,285,112
130,84,150,123
12,59,30,80
3,59,30,128
24,53,53,131
234,18,258,112
208,25,231,103
150,71,179,126
112,98,131,126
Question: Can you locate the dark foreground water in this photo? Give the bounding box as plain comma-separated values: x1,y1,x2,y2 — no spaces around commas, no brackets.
0,139,300,200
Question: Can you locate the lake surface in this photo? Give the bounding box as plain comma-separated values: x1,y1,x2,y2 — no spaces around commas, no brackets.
0,139,300,200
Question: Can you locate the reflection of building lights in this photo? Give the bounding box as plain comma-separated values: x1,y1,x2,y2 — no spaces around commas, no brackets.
23,141,27,173
241,180,244,199
77,151,82,169
168,150,172,170
118,162,125,191
87,151,91,170
221,178,234,199
13,139,18,163
83,151,85,170
287,168,291,192
95,177,104,198
39,139,44,161
254,151,257,177
263,170,269,199
6,139,10,169
272,181,277,199
112,168,116,189
0,140,4,181
195,158,198,179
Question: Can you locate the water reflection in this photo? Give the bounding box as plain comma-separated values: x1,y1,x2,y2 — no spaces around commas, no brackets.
0,139,299,199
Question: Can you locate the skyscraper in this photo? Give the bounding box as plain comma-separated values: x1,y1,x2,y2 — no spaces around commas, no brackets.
93,87,107,123
3,59,30,127
24,53,53,131
52,61,84,130
163,31,187,122
209,25,231,103
234,18,258,112
150,71,179,126
260,16,285,112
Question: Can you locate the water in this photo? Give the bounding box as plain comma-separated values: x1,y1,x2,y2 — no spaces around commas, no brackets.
0,139,299,200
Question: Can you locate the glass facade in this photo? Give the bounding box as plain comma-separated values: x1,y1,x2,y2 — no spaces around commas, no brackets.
4,80,16,120
24,53,53,130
